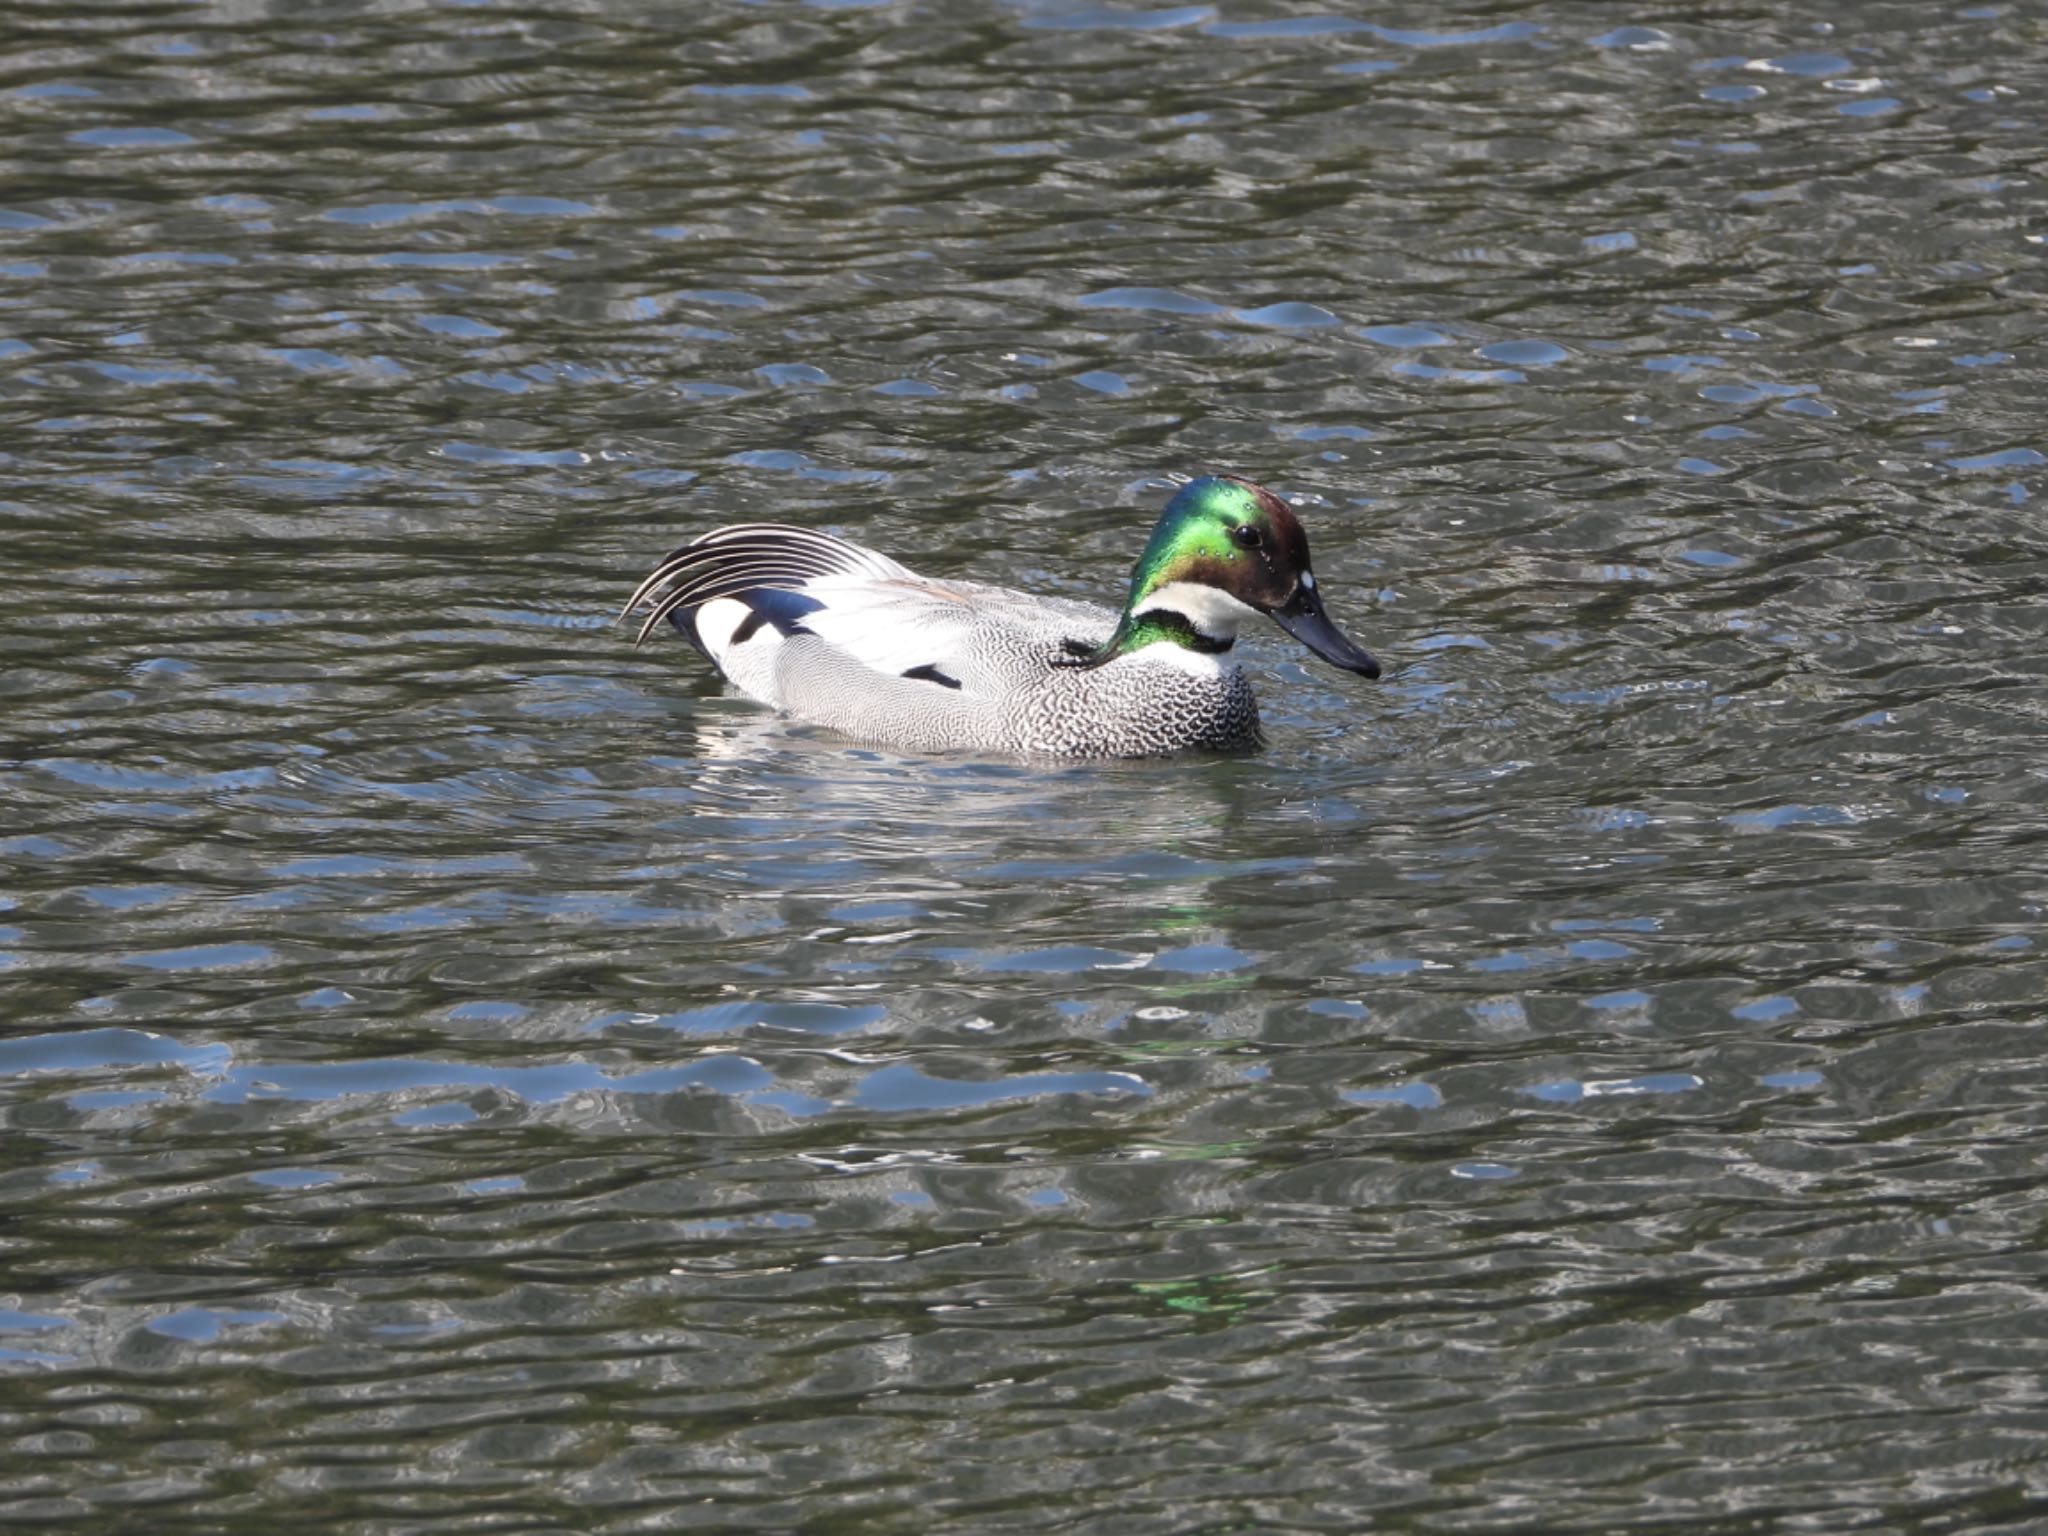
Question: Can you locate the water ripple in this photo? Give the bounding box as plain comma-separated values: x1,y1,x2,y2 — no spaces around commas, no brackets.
2,0,2045,1530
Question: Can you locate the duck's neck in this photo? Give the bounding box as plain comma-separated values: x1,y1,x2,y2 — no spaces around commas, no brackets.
1089,581,1246,665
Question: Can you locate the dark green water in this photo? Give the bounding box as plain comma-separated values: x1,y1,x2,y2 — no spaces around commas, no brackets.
5,2,2047,1531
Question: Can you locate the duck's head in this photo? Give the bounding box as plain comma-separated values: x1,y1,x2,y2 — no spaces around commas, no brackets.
1092,475,1381,678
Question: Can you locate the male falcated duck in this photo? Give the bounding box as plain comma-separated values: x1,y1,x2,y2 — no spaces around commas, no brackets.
624,475,1381,759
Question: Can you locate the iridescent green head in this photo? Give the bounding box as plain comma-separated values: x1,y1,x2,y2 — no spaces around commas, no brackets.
1088,475,1381,678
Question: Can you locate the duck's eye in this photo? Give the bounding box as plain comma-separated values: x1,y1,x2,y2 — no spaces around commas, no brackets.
1229,523,1263,550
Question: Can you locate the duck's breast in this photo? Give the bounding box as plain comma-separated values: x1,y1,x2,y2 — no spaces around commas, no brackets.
1016,647,1260,758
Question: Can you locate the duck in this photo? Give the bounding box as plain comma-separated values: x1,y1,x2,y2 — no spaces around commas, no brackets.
622,475,1382,759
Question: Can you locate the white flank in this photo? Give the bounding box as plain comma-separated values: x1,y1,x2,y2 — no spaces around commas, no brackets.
696,597,761,661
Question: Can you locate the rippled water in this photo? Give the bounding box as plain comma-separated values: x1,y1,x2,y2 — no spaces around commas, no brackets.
5,1,2048,1529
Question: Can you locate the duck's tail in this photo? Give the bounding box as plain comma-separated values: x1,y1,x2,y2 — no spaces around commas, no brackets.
620,523,911,649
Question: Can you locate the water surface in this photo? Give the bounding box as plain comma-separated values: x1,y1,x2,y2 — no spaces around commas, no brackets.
4,2,2047,1530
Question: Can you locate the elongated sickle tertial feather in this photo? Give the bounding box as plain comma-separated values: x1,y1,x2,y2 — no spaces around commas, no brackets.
620,524,910,647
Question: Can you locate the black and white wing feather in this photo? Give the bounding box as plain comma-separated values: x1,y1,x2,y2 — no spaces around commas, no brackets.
621,523,915,647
